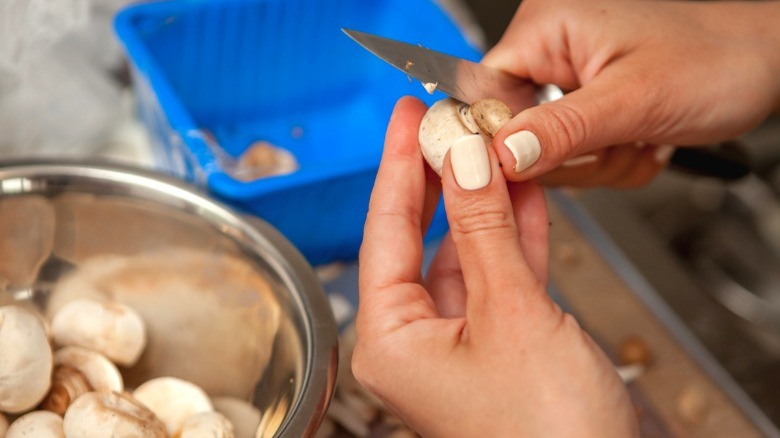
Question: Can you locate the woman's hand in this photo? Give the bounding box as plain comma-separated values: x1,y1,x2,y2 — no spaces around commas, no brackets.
353,96,638,437
483,0,780,186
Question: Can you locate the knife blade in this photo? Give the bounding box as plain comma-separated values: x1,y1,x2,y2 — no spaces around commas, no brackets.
342,28,560,114
343,28,752,181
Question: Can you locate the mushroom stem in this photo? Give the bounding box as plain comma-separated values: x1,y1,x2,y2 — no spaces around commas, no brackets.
41,365,93,415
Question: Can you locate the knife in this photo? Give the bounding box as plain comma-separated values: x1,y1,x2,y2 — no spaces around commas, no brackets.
342,28,752,181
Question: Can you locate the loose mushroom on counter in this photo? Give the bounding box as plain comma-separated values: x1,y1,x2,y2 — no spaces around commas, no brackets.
50,298,146,367
418,98,512,175
62,391,167,438
6,410,64,438
0,305,53,413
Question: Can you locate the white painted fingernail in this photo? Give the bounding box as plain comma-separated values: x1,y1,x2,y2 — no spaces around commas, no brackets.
655,145,675,163
451,135,490,190
504,130,541,173
563,154,598,167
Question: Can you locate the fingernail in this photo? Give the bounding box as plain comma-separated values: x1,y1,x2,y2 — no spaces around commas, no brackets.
504,130,541,173
451,135,490,190
655,145,675,163
563,154,598,167
635,141,646,149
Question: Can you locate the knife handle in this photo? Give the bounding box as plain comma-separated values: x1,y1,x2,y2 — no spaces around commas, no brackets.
668,140,752,181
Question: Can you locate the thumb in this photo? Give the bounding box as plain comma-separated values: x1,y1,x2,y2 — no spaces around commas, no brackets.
492,68,655,181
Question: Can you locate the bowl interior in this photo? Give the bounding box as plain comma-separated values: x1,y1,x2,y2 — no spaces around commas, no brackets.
0,162,337,437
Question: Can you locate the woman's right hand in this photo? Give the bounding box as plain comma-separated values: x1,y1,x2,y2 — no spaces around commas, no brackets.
482,0,780,187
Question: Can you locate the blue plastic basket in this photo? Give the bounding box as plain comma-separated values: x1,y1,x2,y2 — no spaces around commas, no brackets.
114,0,482,265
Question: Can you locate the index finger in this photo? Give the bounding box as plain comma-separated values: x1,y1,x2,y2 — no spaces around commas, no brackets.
359,96,429,294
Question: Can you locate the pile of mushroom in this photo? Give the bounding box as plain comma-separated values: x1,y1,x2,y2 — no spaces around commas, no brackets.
0,300,264,437
0,250,270,438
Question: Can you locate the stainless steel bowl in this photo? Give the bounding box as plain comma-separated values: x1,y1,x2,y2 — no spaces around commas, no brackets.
0,160,337,437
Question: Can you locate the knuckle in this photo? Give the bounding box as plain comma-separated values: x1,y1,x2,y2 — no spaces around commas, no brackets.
449,201,515,238
539,102,591,155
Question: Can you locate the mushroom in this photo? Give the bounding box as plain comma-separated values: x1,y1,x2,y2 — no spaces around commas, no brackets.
40,365,92,416
0,305,53,413
5,411,64,438
175,411,236,438
47,248,280,399
418,97,512,175
41,346,124,414
212,397,261,438
133,377,214,436
62,391,167,438
50,297,146,366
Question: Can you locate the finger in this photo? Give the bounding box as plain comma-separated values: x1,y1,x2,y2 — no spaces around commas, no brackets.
441,135,547,328
507,181,549,285
612,144,672,188
425,233,467,318
537,144,670,188
421,163,443,235
575,144,644,187
480,2,582,91
359,96,433,310
492,64,663,182
535,150,606,186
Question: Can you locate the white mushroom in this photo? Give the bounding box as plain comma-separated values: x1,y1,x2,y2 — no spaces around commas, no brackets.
50,298,146,366
62,391,167,438
6,411,64,438
0,305,53,413
176,411,236,438
41,346,124,414
213,397,261,438
47,248,280,399
418,97,512,175
133,377,214,436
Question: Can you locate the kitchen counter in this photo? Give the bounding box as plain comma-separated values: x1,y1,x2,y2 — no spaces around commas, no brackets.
549,190,776,437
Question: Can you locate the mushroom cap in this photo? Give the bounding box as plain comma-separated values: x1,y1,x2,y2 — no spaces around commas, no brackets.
418,98,479,176
6,410,64,438
51,298,146,366
0,305,53,413
469,99,512,138
63,391,167,438
53,346,124,393
133,376,214,436
212,397,261,438
177,411,236,438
